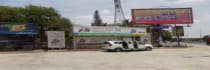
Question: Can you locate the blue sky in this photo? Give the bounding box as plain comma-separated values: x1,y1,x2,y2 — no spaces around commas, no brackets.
0,0,210,38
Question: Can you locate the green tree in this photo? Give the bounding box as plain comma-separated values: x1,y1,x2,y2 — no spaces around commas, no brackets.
0,5,73,48
24,5,72,47
203,35,210,41
0,6,22,22
161,30,172,41
91,10,106,26
119,20,149,28
119,19,130,27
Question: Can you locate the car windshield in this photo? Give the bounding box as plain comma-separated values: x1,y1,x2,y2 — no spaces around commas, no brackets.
114,42,122,44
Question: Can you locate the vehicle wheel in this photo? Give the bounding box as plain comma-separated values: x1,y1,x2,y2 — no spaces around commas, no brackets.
106,50,112,52
207,43,210,46
145,47,152,51
115,48,122,52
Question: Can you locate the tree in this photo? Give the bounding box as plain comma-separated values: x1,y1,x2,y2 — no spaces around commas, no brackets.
91,10,106,26
0,5,73,48
119,20,149,28
161,30,173,41
203,35,210,41
119,19,130,27
0,6,23,22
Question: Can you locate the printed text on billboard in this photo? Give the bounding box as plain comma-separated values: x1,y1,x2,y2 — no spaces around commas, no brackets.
132,8,193,24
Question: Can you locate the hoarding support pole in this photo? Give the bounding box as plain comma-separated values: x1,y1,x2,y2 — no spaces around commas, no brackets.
175,24,180,47
157,25,161,47
177,34,180,47
150,25,156,47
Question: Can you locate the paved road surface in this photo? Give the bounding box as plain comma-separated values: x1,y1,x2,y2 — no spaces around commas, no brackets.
0,44,210,70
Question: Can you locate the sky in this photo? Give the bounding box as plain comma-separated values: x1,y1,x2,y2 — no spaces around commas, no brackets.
0,0,210,38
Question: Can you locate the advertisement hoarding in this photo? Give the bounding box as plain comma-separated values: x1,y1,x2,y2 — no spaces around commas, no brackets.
0,23,37,35
132,8,193,25
47,31,65,48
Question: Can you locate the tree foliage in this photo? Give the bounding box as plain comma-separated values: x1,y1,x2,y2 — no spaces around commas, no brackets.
203,35,210,41
0,6,23,22
119,19,131,27
0,5,72,47
161,30,173,41
91,10,106,26
119,20,149,28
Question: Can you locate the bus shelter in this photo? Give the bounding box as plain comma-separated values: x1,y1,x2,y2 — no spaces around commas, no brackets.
0,23,38,51
72,26,150,49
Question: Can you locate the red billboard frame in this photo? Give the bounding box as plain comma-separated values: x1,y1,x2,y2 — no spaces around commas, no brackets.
131,8,193,25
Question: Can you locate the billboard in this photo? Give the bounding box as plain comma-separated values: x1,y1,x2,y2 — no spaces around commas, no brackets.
47,31,65,48
132,8,193,24
0,23,38,35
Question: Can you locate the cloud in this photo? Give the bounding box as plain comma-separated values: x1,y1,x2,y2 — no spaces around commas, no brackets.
208,15,210,18
74,9,114,25
74,15,114,25
175,0,206,3
75,15,92,20
101,9,112,15
100,9,114,24
161,0,207,4
74,15,93,26
194,19,200,23
101,16,114,24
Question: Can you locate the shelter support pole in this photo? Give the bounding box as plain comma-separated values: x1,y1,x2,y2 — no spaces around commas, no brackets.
73,36,77,49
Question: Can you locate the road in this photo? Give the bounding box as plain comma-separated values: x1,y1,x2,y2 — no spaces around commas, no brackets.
0,44,210,70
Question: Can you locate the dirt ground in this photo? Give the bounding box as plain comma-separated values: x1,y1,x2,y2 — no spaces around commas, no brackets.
0,44,210,70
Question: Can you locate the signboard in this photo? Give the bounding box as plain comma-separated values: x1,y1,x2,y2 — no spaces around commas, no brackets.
73,26,146,33
153,25,169,30
73,26,147,36
172,26,184,36
77,37,119,44
47,31,65,48
132,8,193,24
0,23,37,35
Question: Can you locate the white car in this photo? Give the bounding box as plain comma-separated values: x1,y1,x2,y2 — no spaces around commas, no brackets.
102,41,154,52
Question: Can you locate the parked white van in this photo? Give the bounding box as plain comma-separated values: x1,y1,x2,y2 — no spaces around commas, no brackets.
102,41,154,52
